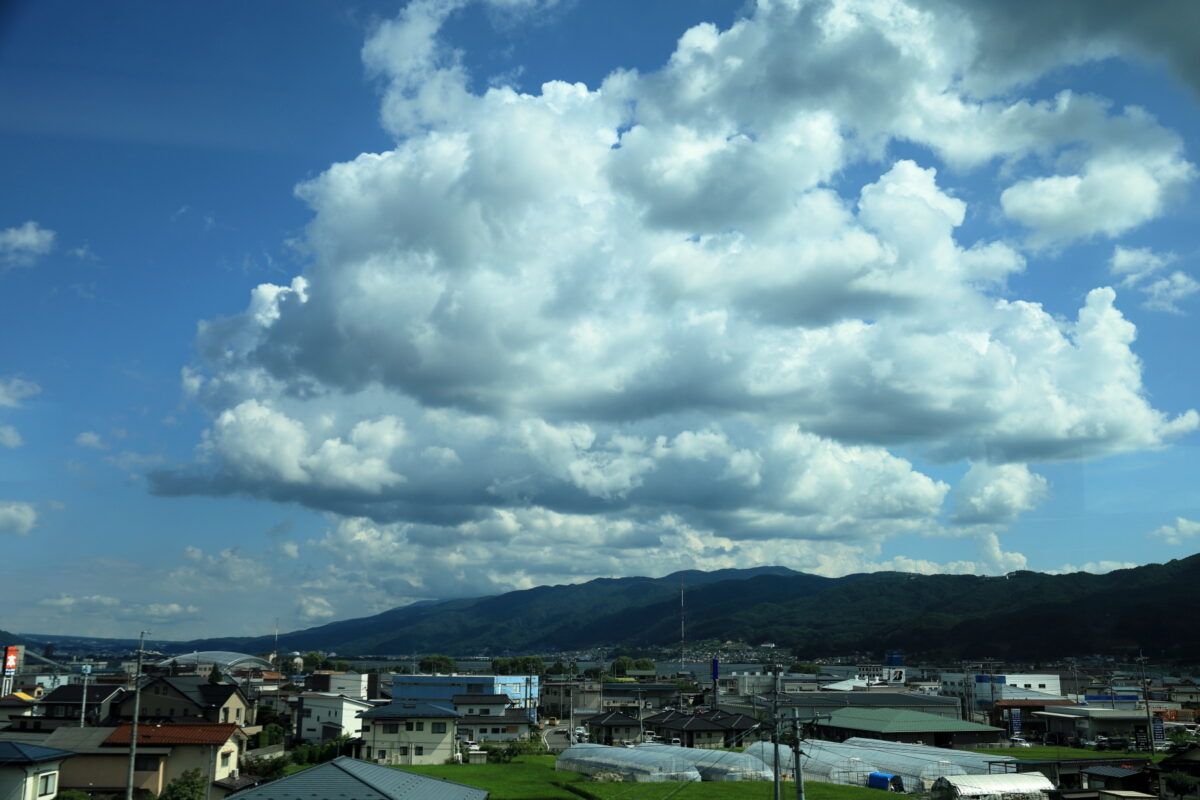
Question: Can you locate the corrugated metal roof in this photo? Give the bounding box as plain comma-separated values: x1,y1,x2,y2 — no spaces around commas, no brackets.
229,756,487,800
0,741,76,764
1082,765,1145,779
818,707,1002,733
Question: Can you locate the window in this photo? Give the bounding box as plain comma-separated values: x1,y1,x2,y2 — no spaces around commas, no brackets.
222,708,230,722
432,722,446,734
221,753,231,768
236,707,242,720
398,746,409,756
405,721,424,731
384,723,399,734
362,725,371,732
38,773,57,796
302,709,312,717
480,708,491,715
134,755,158,771
416,721,424,731
405,721,414,731
415,746,423,756
377,749,387,759
1039,684,1046,688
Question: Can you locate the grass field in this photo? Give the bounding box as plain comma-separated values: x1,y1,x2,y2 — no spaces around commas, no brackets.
969,746,1164,763
397,755,887,800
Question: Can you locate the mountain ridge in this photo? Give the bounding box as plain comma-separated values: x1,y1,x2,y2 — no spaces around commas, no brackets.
164,555,1200,660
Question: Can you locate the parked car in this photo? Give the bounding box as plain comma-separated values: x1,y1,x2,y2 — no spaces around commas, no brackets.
670,737,682,746
1009,737,1032,748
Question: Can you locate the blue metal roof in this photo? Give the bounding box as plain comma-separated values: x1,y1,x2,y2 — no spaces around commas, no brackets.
0,741,75,765
229,756,487,800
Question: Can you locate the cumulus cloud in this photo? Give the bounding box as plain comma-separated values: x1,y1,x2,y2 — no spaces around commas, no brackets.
0,221,55,268
1149,517,1200,545
951,463,1049,524
147,0,1199,603
0,425,21,448
0,502,37,536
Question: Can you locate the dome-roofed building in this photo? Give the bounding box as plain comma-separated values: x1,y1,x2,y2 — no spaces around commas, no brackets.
156,651,274,672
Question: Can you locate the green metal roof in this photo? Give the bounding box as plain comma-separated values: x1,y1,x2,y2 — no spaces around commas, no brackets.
816,707,1002,733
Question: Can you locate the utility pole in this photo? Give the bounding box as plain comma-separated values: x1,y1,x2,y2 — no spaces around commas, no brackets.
125,630,148,800
792,712,804,800
79,666,90,727
772,668,780,800
1138,652,1156,751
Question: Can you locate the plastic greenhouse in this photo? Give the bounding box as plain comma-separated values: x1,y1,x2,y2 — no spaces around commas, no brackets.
842,738,1016,774
637,743,774,781
556,743,702,782
929,772,1053,800
744,739,1016,792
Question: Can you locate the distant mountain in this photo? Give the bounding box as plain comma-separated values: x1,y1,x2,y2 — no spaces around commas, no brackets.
172,555,1200,660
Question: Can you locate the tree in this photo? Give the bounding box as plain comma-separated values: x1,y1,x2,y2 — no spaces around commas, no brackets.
790,661,820,673
333,660,351,671
548,660,566,675
158,769,207,800
612,656,634,676
419,654,457,673
208,666,224,684
633,658,655,670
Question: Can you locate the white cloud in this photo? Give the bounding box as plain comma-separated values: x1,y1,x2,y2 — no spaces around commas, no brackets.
0,221,55,267
144,0,1200,599
75,431,107,449
1052,560,1139,575
0,377,39,408
0,425,22,448
297,596,335,623
1108,246,1198,314
1149,517,1200,545
1141,272,1200,314
0,502,37,536
952,463,1049,524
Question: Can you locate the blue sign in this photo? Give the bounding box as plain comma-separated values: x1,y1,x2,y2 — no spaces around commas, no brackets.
1011,708,1022,734
1153,716,1165,742
711,659,719,682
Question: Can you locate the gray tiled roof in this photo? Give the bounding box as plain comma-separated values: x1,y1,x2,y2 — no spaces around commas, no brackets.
229,756,487,800
359,701,460,720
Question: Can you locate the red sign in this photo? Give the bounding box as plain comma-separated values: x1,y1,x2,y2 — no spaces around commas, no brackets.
3,646,18,676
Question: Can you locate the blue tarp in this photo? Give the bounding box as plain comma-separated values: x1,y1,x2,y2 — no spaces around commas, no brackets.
869,772,905,792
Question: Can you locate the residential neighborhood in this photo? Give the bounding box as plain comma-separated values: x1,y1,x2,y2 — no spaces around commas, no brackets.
2,641,1200,800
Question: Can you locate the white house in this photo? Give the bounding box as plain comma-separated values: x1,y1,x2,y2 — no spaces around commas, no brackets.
358,702,460,766
292,693,375,744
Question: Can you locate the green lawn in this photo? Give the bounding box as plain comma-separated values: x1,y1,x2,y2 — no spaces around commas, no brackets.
396,755,884,800
396,755,586,800
970,746,1164,763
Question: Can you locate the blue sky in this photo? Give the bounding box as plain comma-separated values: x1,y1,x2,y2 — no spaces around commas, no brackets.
1,0,1198,639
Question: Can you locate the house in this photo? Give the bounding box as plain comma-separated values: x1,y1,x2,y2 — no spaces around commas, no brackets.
814,706,1005,747
226,755,487,800
28,685,125,728
582,711,643,745
358,702,460,766
642,711,728,749
0,693,39,726
112,676,252,725
291,693,373,744
41,723,249,798
450,695,531,743
0,741,74,800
